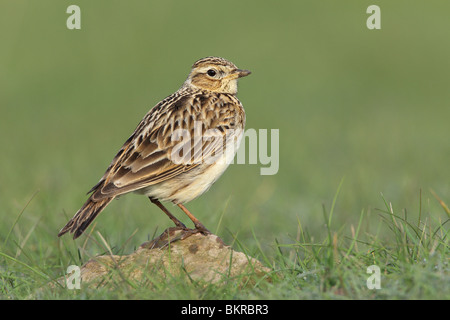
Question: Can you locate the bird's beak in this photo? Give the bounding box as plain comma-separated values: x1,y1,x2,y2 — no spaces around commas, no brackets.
234,69,251,78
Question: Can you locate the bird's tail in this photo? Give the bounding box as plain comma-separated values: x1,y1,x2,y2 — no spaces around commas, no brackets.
58,196,114,239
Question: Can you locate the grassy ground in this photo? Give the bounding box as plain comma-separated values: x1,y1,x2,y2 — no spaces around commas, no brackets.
1,189,449,299
1,1,449,299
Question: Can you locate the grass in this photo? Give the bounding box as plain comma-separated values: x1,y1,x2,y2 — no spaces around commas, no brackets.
0,187,448,300
1,1,449,300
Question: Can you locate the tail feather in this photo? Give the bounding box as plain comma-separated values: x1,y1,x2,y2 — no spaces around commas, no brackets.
58,196,114,239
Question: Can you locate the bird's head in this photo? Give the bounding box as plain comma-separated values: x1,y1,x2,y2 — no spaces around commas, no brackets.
183,56,251,94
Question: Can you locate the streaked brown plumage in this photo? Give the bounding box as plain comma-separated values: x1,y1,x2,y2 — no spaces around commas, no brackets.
58,57,251,239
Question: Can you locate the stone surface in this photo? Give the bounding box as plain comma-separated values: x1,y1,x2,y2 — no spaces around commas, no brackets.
62,228,271,288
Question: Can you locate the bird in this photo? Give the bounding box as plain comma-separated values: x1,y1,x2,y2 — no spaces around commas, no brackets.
58,56,251,239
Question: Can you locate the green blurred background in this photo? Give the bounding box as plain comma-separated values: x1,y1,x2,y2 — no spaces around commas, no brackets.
1,1,449,252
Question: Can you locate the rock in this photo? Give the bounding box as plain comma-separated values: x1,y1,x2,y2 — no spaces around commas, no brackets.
62,228,271,289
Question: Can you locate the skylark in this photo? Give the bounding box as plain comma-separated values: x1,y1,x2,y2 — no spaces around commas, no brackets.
58,57,251,239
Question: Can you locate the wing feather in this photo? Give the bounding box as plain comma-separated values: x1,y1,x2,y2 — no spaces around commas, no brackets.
89,91,243,200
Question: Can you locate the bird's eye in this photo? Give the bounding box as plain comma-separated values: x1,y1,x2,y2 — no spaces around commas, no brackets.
207,69,217,77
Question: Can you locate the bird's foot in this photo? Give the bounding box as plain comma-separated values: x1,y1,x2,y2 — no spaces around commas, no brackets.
178,226,210,241
140,226,187,249
193,222,211,236
140,225,211,249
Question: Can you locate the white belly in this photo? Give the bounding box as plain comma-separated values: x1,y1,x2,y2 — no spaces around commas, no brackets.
139,161,230,204
138,130,243,204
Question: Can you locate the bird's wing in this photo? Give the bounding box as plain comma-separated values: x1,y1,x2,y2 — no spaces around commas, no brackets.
89,91,243,201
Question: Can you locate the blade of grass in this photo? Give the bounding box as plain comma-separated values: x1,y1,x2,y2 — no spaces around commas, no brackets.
15,216,41,259
0,251,48,280
215,196,231,235
430,188,450,218
329,177,345,227
345,209,365,257
4,190,39,247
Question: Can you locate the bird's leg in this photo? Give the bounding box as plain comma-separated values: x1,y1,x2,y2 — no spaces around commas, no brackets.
176,203,211,235
149,198,187,229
